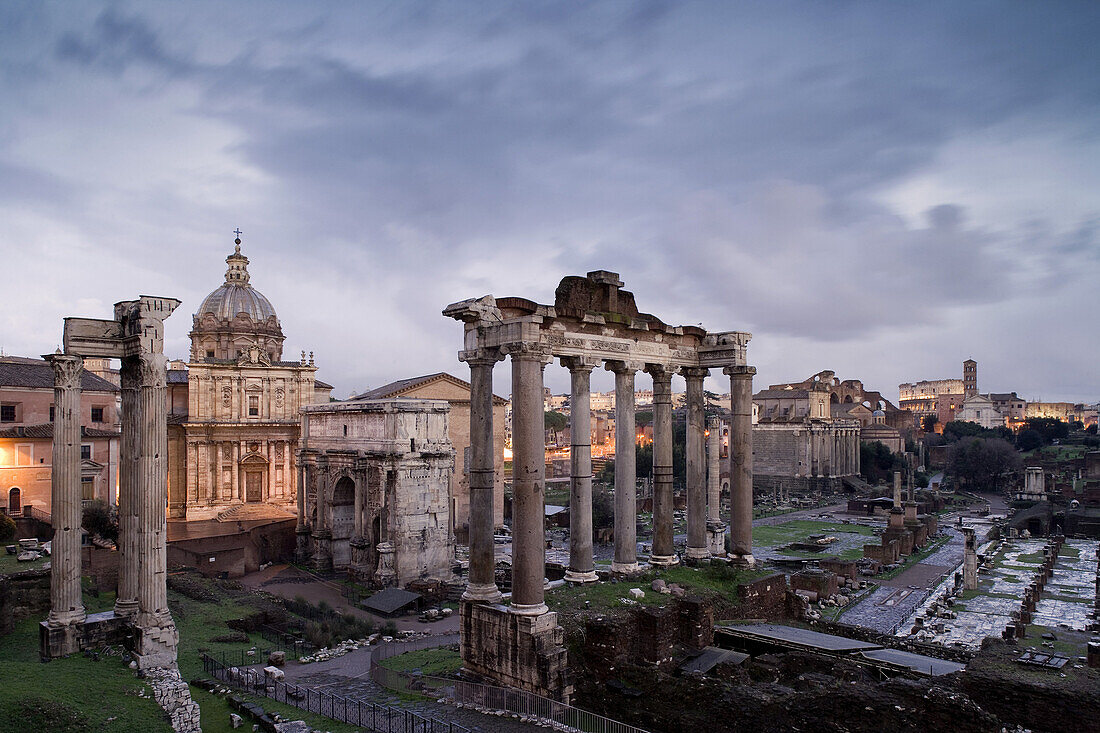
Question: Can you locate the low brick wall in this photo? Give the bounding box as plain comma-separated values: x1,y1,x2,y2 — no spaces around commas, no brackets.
0,568,50,635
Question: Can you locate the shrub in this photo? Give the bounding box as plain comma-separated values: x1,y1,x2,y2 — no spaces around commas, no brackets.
80,499,118,543
0,512,15,543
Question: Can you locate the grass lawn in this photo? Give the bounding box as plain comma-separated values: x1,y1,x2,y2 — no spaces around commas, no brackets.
379,646,462,676
875,534,951,580
0,616,171,733
0,552,49,575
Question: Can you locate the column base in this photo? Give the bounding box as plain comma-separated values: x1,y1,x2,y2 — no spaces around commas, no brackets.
39,619,83,658
563,569,599,584
462,583,504,603
611,561,641,575
47,608,87,628
684,547,711,561
510,602,549,616
113,599,139,618
649,553,679,566
727,552,756,568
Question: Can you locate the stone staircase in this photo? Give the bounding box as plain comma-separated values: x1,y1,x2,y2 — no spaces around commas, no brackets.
215,503,296,523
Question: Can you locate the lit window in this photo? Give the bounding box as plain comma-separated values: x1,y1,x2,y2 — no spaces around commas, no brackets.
82,477,95,501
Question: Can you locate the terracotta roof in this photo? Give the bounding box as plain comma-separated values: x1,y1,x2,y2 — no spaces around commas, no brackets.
354,372,507,404
0,423,120,439
0,357,119,392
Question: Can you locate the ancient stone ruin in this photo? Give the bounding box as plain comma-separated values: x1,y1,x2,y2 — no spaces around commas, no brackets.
42,296,199,730
445,270,755,701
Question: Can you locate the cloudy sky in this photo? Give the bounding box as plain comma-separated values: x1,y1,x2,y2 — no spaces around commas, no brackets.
2,1,1097,403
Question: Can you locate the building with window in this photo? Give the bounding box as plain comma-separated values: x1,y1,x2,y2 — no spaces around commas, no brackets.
166,239,332,520
0,356,119,516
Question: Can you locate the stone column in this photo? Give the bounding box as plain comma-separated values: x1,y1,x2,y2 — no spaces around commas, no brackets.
648,364,677,565
508,343,550,615
462,349,504,602
683,368,709,560
44,354,86,652
295,461,310,562
134,353,179,668
706,416,725,556
893,470,902,509
607,360,640,574
312,465,332,571
115,357,141,618
725,365,756,566
562,357,598,583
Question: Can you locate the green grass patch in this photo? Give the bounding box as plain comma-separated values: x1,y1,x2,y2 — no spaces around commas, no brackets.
1012,552,1044,565
0,618,170,733
379,646,462,676
0,553,49,575
875,534,951,580
189,686,365,733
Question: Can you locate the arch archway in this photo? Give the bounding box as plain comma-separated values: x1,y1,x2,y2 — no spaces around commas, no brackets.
844,395,853,403
830,393,839,404
8,487,20,515
331,476,356,568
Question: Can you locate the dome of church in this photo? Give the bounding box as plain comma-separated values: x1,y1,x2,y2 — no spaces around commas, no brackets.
197,240,279,324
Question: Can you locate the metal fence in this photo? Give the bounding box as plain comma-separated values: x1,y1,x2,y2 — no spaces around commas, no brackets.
257,624,314,659
369,635,651,733
202,653,470,733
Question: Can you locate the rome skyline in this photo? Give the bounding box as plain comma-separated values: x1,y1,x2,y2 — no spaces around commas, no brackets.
1,2,1098,403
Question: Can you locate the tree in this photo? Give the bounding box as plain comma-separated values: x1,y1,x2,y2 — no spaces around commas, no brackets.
0,512,15,543
544,411,568,432
921,414,939,433
1016,428,1042,452
1022,417,1070,445
945,437,1022,493
81,499,118,543
860,442,906,485
942,420,985,442
592,487,614,532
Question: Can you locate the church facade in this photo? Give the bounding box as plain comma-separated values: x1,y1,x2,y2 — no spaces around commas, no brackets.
167,237,331,520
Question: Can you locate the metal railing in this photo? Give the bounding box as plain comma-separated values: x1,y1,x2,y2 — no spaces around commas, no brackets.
24,506,51,524
202,653,469,733
369,634,651,733
257,624,314,659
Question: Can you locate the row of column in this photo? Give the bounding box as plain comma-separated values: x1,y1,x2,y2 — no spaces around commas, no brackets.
462,344,755,618
46,352,174,654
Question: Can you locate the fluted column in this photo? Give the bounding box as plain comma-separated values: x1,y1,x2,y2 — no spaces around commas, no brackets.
706,416,725,556
507,343,550,615
312,464,332,571
683,368,709,560
136,353,172,629
648,364,677,565
462,349,504,602
562,356,598,583
114,357,141,617
45,354,85,641
725,365,756,566
607,360,641,574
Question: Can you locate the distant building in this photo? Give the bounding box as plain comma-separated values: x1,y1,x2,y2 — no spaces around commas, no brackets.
769,370,909,429
1025,402,1076,422
861,409,904,454
900,360,980,427
166,239,332,521
0,356,119,515
963,359,978,397
954,394,1002,430
990,392,1027,421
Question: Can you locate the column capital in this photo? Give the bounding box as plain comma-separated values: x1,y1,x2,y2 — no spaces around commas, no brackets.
644,363,677,381
43,353,83,389
560,355,600,373
707,415,721,429
680,366,710,381
723,365,757,379
459,347,504,366
605,359,644,375
502,341,552,364
137,352,168,388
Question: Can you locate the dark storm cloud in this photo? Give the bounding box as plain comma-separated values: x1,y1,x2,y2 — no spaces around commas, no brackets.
3,1,1099,400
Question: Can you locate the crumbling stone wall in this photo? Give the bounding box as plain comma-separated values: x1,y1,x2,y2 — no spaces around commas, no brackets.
735,573,795,618
0,568,50,635
582,598,714,674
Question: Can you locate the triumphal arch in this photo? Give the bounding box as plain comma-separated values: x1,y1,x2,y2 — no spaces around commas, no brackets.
445,270,755,701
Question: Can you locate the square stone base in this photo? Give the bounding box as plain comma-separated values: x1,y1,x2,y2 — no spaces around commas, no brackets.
39,610,132,659
134,621,180,670
460,601,572,703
